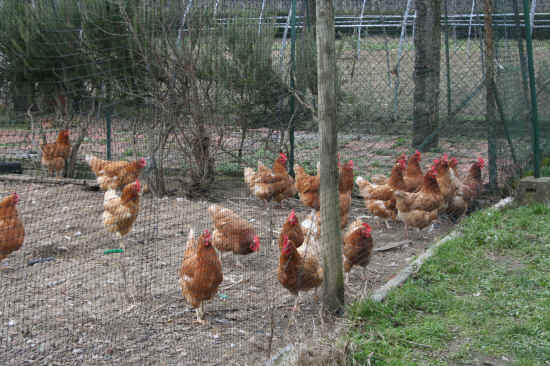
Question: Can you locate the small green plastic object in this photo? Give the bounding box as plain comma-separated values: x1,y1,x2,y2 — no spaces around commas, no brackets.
218,293,228,300
104,249,124,254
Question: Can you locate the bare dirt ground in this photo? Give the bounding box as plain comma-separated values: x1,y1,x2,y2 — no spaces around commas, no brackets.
0,130,499,365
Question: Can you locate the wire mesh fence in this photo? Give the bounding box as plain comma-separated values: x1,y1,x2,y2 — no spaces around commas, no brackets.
0,0,548,364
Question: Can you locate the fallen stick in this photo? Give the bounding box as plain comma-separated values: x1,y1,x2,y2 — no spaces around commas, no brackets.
0,173,98,189
373,240,412,252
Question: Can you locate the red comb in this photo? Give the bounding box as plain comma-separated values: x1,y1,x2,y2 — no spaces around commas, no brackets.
279,152,287,160
478,157,485,168
135,179,141,192
347,160,354,168
361,222,372,235
252,235,261,251
442,154,449,162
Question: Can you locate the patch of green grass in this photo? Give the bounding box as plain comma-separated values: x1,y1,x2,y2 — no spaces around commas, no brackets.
348,204,550,365
525,166,550,177
372,148,396,156
369,161,386,169
122,148,134,158
0,142,22,148
242,147,278,167
216,161,243,177
300,159,317,175
391,136,409,148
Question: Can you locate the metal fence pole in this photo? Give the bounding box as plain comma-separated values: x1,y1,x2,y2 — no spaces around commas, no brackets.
512,0,531,112
484,0,498,190
522,0,541,178
106,108,112,160
288,0,297,177
444,0,452,118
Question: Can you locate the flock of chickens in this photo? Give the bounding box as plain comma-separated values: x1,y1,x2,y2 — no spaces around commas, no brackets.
0,129,485,324
0,130,146,267
238,150,484,319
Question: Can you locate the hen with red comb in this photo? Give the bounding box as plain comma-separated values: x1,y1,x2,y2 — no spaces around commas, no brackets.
343,219,374,289
355,158,407,229
278,234,323,312
279,209,304,250
402,150,424,192
86,154,147,191
447,157,486,218
243,152,296,209
394,165,444,239
179,228,223,323
102,180,141,243
208,204,260,267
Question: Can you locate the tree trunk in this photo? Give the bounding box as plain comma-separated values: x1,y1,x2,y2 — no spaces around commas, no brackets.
412,0,441,151
316,0,345,313
13,74,33,118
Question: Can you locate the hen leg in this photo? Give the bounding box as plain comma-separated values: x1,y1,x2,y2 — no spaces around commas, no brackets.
234,255,243,268
360,267,369,298
194,303,206,324
344,272,353,293
384,219,391,230
120,238,126,253
292,293,301,312
117,236,134,303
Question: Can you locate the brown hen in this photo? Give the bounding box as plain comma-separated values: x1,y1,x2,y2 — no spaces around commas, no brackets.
0,193,25,266
87,155,146,191
179,229,223,323
208,204,260,266
278,235,323,311
40,129,71,177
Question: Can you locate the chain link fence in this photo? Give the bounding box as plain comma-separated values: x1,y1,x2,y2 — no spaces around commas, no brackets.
0,0,548,364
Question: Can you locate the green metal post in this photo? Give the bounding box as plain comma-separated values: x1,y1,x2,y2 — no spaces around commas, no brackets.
512,0,530,111
522,0,541,178
288,0,297,178
106,109,112,161
444,0,452,118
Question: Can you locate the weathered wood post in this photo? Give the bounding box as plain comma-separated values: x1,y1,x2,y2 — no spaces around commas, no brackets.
316,0,344,313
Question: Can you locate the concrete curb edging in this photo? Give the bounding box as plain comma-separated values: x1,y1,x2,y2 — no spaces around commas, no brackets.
266,196,514,365
370,231,459,302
